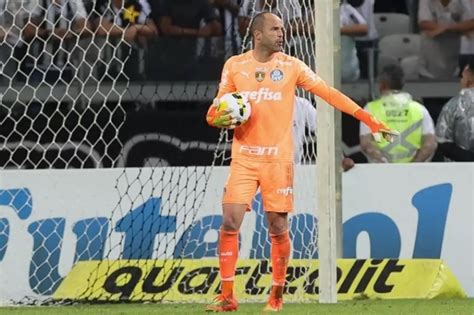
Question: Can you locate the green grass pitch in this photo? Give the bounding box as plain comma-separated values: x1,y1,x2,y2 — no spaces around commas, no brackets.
1,299,473,315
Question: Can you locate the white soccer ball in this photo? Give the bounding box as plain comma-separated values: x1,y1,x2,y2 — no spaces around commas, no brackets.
218,92,251,125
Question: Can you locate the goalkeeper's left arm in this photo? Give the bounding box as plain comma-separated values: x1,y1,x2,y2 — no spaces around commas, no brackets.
309,79,399,142
296,60,398,142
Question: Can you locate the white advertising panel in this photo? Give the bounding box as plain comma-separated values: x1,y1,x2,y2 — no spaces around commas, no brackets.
0,164,472,302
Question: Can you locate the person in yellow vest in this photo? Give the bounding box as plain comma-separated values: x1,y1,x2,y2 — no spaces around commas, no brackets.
359,64,437,163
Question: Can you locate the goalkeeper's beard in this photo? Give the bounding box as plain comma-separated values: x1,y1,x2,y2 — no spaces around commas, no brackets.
272,40,284,52
259,38,284,54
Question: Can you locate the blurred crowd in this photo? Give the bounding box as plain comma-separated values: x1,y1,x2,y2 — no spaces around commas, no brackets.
0,0,472,83
0,0,473,161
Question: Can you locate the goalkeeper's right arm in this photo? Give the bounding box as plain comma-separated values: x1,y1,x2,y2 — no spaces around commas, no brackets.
209,56,238,128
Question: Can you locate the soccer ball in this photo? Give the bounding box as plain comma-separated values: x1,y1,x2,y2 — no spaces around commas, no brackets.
217,92,251,125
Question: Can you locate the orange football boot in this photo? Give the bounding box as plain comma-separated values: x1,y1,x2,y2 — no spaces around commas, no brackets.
263,297,283,312
205,294,238,312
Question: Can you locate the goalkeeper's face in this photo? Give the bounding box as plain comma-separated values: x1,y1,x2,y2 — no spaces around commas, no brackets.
259,15,285,52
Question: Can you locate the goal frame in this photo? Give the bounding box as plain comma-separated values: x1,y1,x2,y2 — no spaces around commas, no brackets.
315,0,342,304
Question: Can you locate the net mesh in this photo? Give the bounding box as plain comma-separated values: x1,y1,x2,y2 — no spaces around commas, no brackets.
0,0,128,169
1,0,319,305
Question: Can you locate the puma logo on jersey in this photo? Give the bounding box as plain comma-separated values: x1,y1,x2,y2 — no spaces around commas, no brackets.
240,71,250,78
240,88,282,104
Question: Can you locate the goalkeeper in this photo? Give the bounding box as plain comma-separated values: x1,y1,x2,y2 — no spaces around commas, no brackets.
205,12,396,312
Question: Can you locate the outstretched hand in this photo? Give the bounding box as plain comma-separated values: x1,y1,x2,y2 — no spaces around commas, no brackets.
373,128,400,143
354,109,399,143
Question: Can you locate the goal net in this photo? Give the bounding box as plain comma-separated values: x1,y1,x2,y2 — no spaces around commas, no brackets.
0,0,321,305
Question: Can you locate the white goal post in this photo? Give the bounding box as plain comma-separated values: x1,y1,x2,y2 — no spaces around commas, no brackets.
315,0,342,304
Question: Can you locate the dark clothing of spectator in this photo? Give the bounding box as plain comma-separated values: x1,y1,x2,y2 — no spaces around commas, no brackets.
160,0,217,29
22,0,88,85
148,0,221,81
436,87,474,161
374,0,408,14
93,0,156,81
437,142,474,161
213,0,241,58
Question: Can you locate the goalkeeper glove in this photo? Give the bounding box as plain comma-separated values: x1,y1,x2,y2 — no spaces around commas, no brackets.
354,109,399,143
206,99,238,129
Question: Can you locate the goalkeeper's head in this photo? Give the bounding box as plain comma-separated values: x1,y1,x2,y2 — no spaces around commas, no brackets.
250,12,284,53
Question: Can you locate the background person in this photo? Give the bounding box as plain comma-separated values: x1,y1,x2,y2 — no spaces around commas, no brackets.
436,61,474,161
360,64,437,163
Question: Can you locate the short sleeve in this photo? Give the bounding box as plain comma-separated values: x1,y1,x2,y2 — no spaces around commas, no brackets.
341,4,367,27
354,0,371,21
418,0,433,22
421,105,435,135
216,58,237,98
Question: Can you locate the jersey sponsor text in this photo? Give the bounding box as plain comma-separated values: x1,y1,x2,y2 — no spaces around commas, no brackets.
240,88,282,104
239,145,279,156
277,187,293,196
